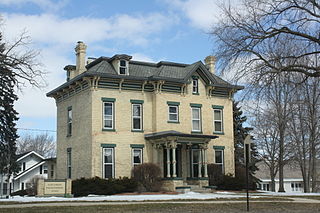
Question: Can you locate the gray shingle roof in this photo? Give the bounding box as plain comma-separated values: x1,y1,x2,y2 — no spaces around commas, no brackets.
86,57,240,88
47,55,243,97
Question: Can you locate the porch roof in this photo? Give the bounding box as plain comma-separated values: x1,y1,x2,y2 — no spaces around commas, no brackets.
144,130,218,140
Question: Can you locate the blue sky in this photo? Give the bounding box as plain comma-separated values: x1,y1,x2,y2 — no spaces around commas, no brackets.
0,0,231,138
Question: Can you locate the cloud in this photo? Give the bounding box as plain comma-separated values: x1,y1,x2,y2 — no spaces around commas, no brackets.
1,10,179,121
165,0,220,31
2,12,178,46
0,0,68,12
131,53,156,63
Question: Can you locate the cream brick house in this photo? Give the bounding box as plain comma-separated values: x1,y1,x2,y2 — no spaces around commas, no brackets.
47,41,243,190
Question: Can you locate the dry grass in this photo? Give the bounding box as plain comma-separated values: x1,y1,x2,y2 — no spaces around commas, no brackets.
1,202,320,213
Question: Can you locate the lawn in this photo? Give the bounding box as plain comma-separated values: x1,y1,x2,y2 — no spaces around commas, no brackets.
1,203,320,213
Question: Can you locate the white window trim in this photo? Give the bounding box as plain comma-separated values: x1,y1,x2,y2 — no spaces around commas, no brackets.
67,107,72,136
102,148,115,179
191,107,201,132
192,79,198,94
119,60,128,75
67,150,71,179
213,109,224,133
214,149,224,174
132,148,143,167
168,105,179,122
103,102,114,130
132,103,143,131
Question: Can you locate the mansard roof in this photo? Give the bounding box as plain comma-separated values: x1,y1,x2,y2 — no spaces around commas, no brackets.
47,56,243,97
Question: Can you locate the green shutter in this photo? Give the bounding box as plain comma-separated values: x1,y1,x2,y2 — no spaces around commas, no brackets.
101,97,116,102
130,144,145,148
130,99,144,104
190,103,202,108
212,105,224,109
167,101,180,106
101,144,116,148
213,146,225,150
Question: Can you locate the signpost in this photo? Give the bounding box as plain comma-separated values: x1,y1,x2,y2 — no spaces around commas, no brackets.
244,135,251,212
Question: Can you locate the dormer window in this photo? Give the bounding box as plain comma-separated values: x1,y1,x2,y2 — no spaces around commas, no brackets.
192,76,199,94
119,60,127,75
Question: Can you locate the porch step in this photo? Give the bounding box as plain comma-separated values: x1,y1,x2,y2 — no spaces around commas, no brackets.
181,184,215,193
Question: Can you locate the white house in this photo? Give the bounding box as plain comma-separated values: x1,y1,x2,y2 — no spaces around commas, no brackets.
255,161,304,193
0,151,56,197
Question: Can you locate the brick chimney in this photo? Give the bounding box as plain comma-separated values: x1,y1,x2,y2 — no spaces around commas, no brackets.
204,55,216,74
75,41,87,75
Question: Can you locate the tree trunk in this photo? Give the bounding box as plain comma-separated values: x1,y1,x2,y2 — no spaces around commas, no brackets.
278,132,285,192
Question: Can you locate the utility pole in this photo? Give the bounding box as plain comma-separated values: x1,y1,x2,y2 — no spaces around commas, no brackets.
244,135,251,212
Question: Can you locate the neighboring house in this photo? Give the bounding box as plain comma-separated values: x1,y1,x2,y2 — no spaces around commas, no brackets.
0,151,56,196
255,161,304,193
46,41,243,190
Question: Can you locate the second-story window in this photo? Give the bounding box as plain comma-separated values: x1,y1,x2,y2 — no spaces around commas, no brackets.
119,60,127,75
191,107,201,132
212,106,224,134
192,79,198,94
132,103,143,131
168,105,179,122
214,109,223,133
103,102,114,130
67,107,72,136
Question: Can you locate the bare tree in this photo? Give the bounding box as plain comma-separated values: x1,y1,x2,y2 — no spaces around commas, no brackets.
212,0,320,80
288,75,320,192
16,133,56,158
252,108,279,192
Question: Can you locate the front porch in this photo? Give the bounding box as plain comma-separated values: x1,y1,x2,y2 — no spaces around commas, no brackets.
145,131,218,191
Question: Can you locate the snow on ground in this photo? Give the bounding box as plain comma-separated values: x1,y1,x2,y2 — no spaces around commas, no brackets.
1,191,319,203
0,192,245,203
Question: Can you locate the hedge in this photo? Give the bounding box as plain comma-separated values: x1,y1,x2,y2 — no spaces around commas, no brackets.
72,176,138,197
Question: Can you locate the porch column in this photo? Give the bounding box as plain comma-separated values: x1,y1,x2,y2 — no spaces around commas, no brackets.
172,146,177,178
166,147,171,178
198,148,202,178
204,148,208,178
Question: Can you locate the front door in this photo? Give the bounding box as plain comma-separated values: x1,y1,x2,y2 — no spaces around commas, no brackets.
191,149,201,177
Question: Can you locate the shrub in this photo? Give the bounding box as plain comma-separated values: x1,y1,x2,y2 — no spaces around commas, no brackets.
26,176,43,196
208,164,223,186
72,176,138,197
11,189,28,196
208,164,257,190
132,163,162,192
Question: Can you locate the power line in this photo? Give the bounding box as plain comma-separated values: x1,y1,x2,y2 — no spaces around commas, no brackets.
17,128,56,132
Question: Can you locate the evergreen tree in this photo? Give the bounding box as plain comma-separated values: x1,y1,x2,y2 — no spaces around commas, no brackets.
233,101,259,174
0,33,19,178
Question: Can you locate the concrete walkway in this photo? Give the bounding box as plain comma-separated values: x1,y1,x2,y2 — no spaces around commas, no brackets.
1,197,320,209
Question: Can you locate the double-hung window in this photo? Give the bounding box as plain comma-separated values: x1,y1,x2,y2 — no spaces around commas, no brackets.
119,60,127,75
102,98,116,131
67,106,72,136
67,148,72,179
214,146,224,175
103,102,114,130
167,101,180,123
103,148,114,178
133,149,143,167
192,76,199,94
191,104,202,132
212,105,224,134
131,100,143,131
